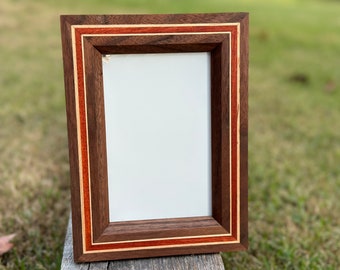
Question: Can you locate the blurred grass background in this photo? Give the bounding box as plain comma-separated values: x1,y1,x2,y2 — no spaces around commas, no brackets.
0,0,339,269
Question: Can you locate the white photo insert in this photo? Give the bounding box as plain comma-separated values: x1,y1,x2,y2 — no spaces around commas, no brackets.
102,52,212,222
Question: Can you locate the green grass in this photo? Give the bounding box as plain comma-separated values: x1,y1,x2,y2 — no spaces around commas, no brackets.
0,0,339,269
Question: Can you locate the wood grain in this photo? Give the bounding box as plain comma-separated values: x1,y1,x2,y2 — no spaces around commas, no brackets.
60,15,85,261
60,12,248,263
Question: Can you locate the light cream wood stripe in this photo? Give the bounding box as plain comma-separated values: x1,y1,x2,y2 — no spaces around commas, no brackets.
81,31,234,37
80,29,238,239
71,26,88,253
71,23,241,252
79,30,236,243
74,22,240,28
228,30,233,235
91,233,231,246
84,239,240,254
236,24,241,242
81,31,233,245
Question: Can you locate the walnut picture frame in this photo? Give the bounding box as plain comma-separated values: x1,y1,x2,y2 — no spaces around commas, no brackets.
60,13,248,263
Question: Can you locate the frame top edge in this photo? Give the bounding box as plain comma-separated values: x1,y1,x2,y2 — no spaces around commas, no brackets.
60,12,248,26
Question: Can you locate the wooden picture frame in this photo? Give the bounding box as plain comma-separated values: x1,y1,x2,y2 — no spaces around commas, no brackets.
60,13,248,263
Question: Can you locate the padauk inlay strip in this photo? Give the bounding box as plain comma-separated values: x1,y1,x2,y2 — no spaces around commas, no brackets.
71,23,240,253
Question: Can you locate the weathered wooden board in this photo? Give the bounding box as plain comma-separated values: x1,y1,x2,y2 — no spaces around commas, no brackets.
61,217,225,270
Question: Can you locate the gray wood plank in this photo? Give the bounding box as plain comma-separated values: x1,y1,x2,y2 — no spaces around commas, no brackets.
108,253,225,270
61,215,91,270
61,216,225,270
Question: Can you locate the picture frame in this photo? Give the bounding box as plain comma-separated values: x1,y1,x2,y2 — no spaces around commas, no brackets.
60,13,248,263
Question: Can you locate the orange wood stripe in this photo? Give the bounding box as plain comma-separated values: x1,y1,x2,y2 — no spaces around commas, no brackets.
87,235,237,251
76,25,237,35
230,28,239,238
73,24,240,251
75,29,93,251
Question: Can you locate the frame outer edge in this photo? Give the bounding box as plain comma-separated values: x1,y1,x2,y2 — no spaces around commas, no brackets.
239,13,249,249
60,15,85,261
60,12,249,26
60,13,249,261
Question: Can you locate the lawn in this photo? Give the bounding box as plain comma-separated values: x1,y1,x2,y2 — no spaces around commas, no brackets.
0,0,339,269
